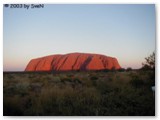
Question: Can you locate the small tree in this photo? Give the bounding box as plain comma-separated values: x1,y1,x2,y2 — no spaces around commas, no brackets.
118,68,125,72
142,52,155,86
126,67,132,71
142,52,155,70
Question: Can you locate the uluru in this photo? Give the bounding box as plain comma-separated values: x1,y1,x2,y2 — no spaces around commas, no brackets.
25,53,121,71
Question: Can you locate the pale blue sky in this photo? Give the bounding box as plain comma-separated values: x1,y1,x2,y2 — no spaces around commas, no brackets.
3,4,155,71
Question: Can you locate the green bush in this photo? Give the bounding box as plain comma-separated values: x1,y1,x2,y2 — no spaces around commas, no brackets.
90,76,98,80
73,78,82,84
60,77,72,83
130,76,144,88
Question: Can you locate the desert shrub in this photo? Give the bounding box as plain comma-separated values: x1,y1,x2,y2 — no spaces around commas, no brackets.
4,85,17,96
60,77,72,83
3,96,24,116
43,76,51,80
118,68,126,72
83,79,92,87
90,76,98,81
73,78,82,84
101,69,110,72
126,67,132,71
3,72,155,116
48,76,61,83
69,87,100,115
96,81,113,94
91,80,97,87
67,74,74,78
7,74,15,79
148,71,155,86
135,71,154,87
4,79,19,85
107,77,113,81
4,82,30,97
29,77,42,83
30,82,43,94
130,75,144,88
28,75,35,79
15,82,30,96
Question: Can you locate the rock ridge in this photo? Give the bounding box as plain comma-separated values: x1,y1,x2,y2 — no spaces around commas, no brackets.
25,52,121,71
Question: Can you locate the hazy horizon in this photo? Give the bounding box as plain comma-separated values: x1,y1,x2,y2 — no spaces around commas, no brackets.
3,4,155,71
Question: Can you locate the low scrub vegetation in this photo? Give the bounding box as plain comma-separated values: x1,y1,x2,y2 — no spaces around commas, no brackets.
3,70,155,116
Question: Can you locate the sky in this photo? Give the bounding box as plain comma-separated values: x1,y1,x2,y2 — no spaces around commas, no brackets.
3,4,155,71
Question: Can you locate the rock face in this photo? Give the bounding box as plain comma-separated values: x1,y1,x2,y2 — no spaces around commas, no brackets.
25,53,121,71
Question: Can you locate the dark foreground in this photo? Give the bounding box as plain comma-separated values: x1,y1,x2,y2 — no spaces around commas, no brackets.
3,70,155,116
